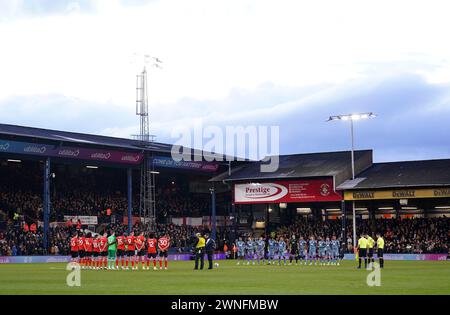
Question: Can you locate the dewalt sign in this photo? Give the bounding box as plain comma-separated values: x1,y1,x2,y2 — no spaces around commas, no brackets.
344,188,450,200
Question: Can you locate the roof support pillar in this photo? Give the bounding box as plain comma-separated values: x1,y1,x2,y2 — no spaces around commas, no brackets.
127,168,133,234
341,200,346,242
210,184,217,241
43,157,51,254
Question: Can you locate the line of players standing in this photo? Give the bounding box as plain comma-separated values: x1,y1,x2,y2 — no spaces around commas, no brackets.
236,234,342,266
69,230,171,270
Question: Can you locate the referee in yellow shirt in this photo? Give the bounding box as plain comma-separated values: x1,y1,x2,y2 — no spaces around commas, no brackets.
366,234,375,268
376,233,385,268
357,233,368,269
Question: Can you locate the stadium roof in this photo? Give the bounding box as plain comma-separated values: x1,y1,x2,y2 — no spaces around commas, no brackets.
0,123,240,165
0,123,173,152
210,150,373,185
337,159,450,190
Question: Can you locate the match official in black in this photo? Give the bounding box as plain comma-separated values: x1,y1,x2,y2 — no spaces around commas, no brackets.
193,232,206,270
205,233,216,269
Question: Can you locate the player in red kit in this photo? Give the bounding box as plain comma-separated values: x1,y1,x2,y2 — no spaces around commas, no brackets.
99,233,108,269
70,232,79,264
146,233,158,270
126,231,136,270
78,232,85,268
116,233,126,270
135,232,146,270
158,234,171,270
92,235,100,270
84,233,93,269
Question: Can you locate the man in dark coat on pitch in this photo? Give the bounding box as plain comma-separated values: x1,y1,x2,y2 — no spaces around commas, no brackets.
204,233,216,269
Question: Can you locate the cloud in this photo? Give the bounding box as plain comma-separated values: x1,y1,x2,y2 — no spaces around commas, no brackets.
0,0,162,22
0,94,136,134
1,1,449,162
90,72,449,162
119,0,158,6
2,0,450,105
0,0,97,20
1,72,449,162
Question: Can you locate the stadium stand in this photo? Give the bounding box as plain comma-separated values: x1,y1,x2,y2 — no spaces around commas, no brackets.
0,160,213,222
0,124,448,258
0,216,447,256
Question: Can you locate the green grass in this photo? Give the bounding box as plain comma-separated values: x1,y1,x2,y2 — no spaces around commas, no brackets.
0,260,449,295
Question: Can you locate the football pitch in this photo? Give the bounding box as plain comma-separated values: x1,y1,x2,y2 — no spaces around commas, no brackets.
0,260,449,295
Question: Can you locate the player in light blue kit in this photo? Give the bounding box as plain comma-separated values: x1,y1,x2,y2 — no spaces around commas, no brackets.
256,236,266,265
267,235,278,265
298,236,307,265
318,236,327,265
324,237,332,265
308,236,317,265
246,236,256,265
277,237,287,265
236,237,246,265
331,235,340,265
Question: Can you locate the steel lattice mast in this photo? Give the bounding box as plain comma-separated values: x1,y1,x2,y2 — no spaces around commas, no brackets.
135,60,160,231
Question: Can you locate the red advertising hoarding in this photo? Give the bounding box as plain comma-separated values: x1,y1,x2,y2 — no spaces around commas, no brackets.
234,179,342,204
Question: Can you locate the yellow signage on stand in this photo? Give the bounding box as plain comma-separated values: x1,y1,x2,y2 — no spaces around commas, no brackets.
344,187,450,200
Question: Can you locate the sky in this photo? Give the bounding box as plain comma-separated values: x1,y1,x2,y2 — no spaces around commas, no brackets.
0,0,449,162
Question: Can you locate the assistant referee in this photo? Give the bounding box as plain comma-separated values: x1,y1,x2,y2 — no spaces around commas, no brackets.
366,234,375,267
376,233,385,268
357,233,368,269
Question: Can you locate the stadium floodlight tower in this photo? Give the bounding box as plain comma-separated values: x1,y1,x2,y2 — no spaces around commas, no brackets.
327,112,376,248
135,54,162,232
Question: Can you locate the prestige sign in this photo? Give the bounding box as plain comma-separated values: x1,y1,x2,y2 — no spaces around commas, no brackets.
345,187,450,200
234,179,342,204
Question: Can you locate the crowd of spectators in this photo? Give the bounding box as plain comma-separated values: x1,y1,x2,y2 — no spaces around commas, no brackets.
276,218,342,241
1,217,448,256
1,189,212,223
156,193,209,218
0,221,214,256
276,217,449,254
0,189,210,223
0,163,212,223
357,217,449,254
0,224,47,256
